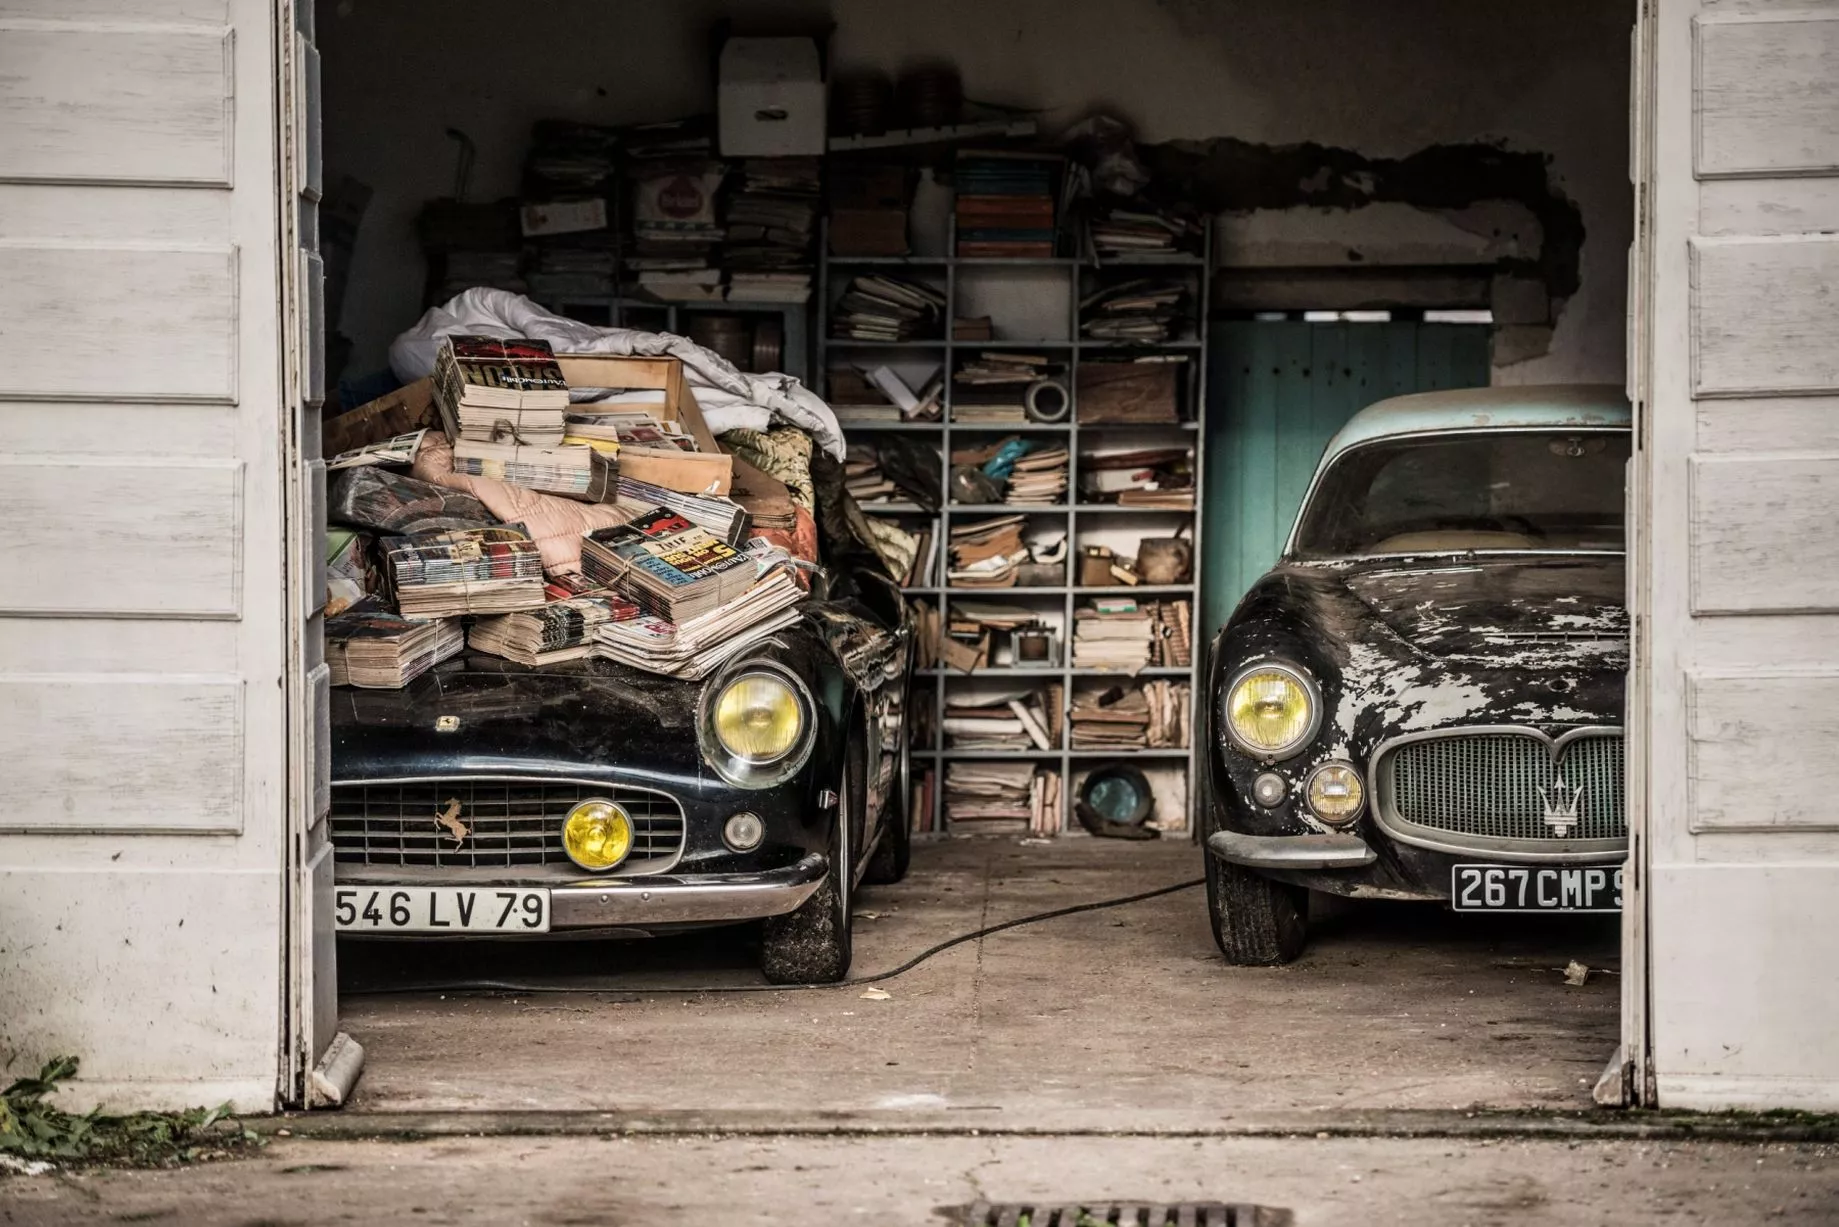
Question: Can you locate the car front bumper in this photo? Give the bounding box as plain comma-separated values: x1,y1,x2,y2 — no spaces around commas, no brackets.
336,853,828,932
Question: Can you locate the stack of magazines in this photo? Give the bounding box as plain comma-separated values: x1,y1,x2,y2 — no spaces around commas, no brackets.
326,600,465,688
387,527,547,619
578,508,760,622
468,593,638,667
435,335,612,500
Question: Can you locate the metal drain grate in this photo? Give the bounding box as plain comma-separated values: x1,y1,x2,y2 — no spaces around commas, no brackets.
962,1204,1292,1227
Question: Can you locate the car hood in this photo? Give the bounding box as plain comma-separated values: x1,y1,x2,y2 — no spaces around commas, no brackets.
1338,555,1627,668
331,651,715,783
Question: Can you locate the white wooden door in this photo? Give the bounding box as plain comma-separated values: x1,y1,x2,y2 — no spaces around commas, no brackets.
1630,0,1839,1110
0,0,298,1111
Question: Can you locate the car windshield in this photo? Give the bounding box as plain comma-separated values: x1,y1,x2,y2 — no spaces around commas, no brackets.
1291,429,1629,559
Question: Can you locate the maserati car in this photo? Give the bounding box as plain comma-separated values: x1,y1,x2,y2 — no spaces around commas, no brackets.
329,566,912,984
1201,385,1631,964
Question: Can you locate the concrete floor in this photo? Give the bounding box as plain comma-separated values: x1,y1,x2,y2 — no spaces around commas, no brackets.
5,1134,1837,1225
335,836,1621,1124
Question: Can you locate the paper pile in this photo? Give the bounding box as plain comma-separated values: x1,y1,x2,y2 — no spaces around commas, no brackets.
1081,279,1188,343
944,761,1039,824
1071,680,1190,750
953,352,1063,424
386,527,547,619
723,157,820,303
435,336,609,499
326,600,466,689
1088,206,1203,257
594,569,804,680
943,687,1059,751
948,514,1030,588
831,274,944,342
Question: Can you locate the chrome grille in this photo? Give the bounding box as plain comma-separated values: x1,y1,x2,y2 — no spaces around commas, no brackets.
1383,731,1624,844
330,779,684,871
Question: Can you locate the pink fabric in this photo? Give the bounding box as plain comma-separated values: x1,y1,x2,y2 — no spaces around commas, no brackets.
412,432,632,576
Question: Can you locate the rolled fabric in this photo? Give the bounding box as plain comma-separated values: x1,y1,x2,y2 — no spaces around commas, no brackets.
1024,377,1071,423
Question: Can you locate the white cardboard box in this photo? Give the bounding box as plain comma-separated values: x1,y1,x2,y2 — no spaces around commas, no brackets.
719,37,826,157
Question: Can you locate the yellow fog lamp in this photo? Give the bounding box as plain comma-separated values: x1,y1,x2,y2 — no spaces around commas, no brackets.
1305,762,1365,825
1225,663,1320,759
562,798,633,871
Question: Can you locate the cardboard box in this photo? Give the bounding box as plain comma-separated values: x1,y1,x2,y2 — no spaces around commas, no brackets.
554,354,733,496
718,37,826,157
323,378,441,457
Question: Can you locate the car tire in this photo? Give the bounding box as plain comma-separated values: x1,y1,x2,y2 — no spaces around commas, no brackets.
760,736,860,985
862,736,911,886
1205,850,1309,966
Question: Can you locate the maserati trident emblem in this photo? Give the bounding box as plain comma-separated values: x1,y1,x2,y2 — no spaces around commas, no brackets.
1539,776,1584,836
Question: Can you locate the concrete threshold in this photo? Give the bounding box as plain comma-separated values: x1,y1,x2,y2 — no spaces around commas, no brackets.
252,1106,1839,1144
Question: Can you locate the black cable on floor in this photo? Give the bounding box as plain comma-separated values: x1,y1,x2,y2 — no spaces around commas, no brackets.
342,876,1205,997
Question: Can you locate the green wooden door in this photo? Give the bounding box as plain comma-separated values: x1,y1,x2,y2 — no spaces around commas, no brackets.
1200,321,1491,640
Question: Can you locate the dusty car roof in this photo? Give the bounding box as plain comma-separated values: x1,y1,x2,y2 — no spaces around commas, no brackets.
1319,384,1631,465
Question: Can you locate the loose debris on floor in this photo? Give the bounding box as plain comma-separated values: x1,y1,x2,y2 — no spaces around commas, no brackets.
0,1056,261,1169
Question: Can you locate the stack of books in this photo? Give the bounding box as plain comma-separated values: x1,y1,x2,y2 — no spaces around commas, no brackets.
325,600,465,689
630,159,726,289
1078,446,1196,508
844,443,899,504
955,150,1062,258
943,688,1057,751
948,514,1030,588
468,593,638,667
831,275,945,341
1071,684,1153,749
387,527,547,619
1088,206,1202,258
1071,598,1154,671
723,157,819,303
1028,769,1064,837
594,569,804,680
1081,279,1188,343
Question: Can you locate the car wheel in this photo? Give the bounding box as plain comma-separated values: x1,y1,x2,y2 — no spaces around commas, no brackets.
1205,849,1309,966
862,734,911,886
760,738,860,984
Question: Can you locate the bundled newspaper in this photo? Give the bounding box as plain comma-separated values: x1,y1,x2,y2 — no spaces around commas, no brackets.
468,592,640,666
386,526,547,619
594,568,804,680
432,335,570,446
326,599,464,688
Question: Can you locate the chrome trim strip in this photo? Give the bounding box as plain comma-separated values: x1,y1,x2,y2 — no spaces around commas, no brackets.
339,855,829,928
1367,725,1627,864
1206,831,1378,870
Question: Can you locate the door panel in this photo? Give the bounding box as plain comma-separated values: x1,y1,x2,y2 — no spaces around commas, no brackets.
0,0,288,1112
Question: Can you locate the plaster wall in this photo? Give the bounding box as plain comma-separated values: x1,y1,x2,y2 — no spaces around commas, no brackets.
319,0,1634,385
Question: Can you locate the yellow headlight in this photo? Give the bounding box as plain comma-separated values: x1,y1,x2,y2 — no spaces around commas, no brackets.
714,673,804,762
1306,762,1364,825
1227,666,1316,756
562,799,632,871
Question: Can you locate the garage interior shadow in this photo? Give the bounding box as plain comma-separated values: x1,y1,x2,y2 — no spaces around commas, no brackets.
336,838,1619,1122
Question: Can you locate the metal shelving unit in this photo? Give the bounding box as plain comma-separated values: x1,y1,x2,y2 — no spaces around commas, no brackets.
819,221,1210,837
